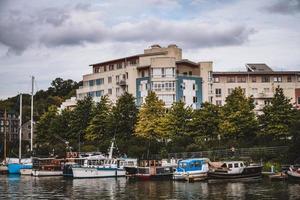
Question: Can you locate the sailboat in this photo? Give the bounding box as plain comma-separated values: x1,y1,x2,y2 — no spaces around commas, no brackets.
0,110,8,174
8,76,35,174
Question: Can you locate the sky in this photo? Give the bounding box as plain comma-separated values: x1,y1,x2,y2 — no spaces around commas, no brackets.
0,0,299,99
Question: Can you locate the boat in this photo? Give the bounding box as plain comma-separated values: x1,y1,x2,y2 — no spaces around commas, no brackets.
173,158,210,181
125,159,176,181
32,157,64,177
71,139,137,178
208,161,262,180
287,166,300,181
268,172,287,181
0,163,8,174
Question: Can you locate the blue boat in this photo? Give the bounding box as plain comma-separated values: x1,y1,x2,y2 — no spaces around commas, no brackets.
173,158,210,181
8,163,32,174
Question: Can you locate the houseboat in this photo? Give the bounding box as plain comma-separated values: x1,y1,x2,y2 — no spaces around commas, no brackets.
287,166,300,181
32,157,64,177
208,161,262,180
173,158,210,181
125,160,176,180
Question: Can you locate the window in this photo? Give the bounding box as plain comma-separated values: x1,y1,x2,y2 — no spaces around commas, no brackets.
234,163,239,168
237,76,246,83
183,72,188,76
287,76,292,82
213,77,220,83
109,64,114,71
298,76,300,82
228,88,234,95
94,67,100,73
96,90,104,97
129,60,137,65
108,88,112,95
182,96,186,103
264,100,270,105
240,163,244,167
141,71,145,77
264,88,270,93
193,96,197,103
252,88,258,94
216,100,222,106
228,163,233,168
298,96,300,105
152,68,162,77
96,78,104,85
126,72,128,79
165,68,174,77
189,71,192,76
252,76,256,82
104,66,107,72
193,84,196,90
274,76,282,82
89,80,94,86
116,88,120,95
227,76,235,83
215,88,222,97
116,75,119,82
108,76,112,83
117,63,122,69
88,92,95,97
262,76,270,82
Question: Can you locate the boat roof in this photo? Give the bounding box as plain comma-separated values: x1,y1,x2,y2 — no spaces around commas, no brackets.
179,158,210,162
223,161,244,164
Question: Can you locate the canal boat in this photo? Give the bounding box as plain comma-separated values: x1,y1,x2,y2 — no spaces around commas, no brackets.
32,157,64,177
173,158,210,181
0,163,8,174
287,166,300,181
125,160,176,180
208,161,262,180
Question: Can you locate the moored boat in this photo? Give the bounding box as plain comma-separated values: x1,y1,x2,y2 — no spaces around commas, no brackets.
173,158,210,181
287,166,300,181
208,161,262,180
0,164,8,174
32,157,64,177
125,160,176,180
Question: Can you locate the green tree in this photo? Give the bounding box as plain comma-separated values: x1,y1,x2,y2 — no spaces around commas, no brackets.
190,102,221,140
135,91,166,157
160,101,193,152
259,86,296,141
219,87,258,142
70,96,94,150
85,96,111,150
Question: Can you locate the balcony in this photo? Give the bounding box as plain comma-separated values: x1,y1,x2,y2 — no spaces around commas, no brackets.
253,92,273,99
117,79,126,86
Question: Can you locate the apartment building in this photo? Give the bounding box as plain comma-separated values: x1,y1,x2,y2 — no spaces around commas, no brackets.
0,110,19,142
76,44,213,109
212,64,300,113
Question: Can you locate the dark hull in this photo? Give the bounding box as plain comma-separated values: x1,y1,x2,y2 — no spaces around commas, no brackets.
209,166,262,180
128,173,173,181
287,172,300,182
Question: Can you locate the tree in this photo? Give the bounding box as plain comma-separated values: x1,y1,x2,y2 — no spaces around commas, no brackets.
135,91,166,157
159,101,193,152
259,86,296,141
70,96,94,150
190,102,221,140
110,92,138,154
85,96,112,150
219,87,258,142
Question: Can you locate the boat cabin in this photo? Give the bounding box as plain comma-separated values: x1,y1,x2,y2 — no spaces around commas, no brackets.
32,158,64,171
219,161,245,174
176,158,209,172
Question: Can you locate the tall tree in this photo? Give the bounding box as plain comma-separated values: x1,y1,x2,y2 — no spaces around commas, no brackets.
85,96,111,149
259,86,296,140
135,91,166,157
70,96,94,150
219,87,258,141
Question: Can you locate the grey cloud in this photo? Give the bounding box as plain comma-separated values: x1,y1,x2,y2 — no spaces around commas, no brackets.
266,0,300,14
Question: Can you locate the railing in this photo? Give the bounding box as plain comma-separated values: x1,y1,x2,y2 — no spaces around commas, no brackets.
117,79,126,86
151,146,289,161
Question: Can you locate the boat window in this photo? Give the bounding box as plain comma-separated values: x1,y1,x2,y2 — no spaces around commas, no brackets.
194,161,201,167
228,163,233,168
179,162,187,168
240,163,244,167
234,163,239,168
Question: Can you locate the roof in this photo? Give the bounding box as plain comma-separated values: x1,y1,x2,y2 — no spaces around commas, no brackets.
180,158,210,162
176,59,199,67
246,63,273,72
213,71,300,75
89,51,168,66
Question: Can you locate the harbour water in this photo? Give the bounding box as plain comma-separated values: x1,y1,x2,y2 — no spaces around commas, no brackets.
0,175,299,199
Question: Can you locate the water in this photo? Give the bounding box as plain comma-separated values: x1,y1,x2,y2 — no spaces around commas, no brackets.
0,175,299,199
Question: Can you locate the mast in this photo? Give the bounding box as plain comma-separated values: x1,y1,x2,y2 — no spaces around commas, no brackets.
19,93,22,163
108,138,115,159
30,76,34,152
3,109,7,164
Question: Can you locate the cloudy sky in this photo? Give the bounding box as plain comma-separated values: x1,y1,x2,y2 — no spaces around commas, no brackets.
0,0,299,99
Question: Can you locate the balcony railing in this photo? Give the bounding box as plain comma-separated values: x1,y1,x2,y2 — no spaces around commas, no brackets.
116,79,126,86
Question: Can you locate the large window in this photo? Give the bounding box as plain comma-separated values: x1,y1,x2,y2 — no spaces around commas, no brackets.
215,88,222,97
152,68,174,78
96,78,104,85
96,90,104,97
152,81,175,92
237,76,246,83
108,76,112,83
227,76,235,83
89,80,94,86
262,76,270,82
273,76,282,82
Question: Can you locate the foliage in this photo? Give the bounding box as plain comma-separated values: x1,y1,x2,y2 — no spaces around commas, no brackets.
219,87,258,141
259,86,296,140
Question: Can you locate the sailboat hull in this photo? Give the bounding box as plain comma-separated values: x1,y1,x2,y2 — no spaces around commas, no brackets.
8,163,32,174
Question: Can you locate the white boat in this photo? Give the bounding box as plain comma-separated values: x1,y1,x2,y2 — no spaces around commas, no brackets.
173,158,210,181
72,139,137,178
287,166,300,181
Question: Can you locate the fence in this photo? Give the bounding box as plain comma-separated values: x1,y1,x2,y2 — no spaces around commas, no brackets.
151,146,289,161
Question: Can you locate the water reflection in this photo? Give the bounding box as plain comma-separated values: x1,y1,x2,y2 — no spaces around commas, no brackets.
0,175,299,199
